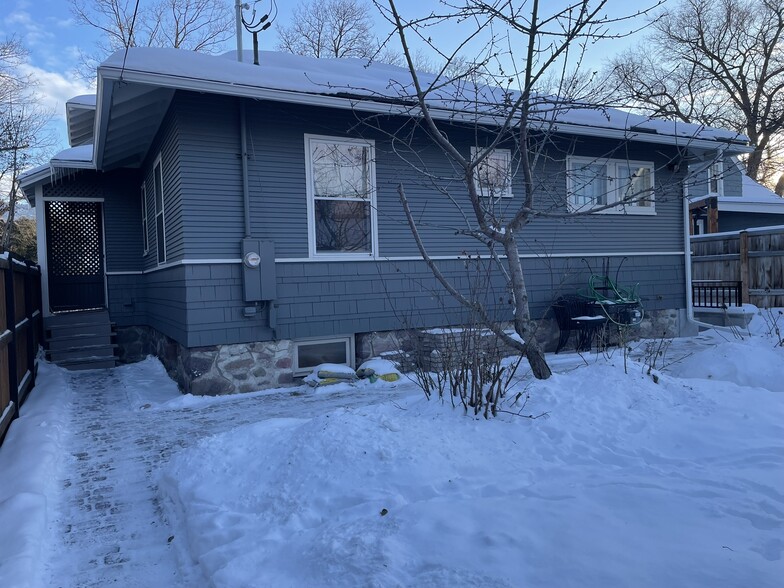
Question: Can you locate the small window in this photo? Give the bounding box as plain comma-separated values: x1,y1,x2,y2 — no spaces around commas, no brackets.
140,183,149,254
472,147,513,199
567,157,655,214
293,336,354,375
153,156,166,264
305,135,377,258
708,161,724,195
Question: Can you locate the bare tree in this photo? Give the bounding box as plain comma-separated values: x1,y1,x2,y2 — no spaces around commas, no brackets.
608,0,784,184
1,37,53,254
71,0,234,77
276,0,376,58
368,0,665,380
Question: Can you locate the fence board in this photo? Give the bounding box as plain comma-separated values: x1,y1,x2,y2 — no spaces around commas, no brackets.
692,228,784,308
0,254,42,445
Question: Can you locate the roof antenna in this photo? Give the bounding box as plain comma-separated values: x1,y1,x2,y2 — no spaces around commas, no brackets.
242,0,277,66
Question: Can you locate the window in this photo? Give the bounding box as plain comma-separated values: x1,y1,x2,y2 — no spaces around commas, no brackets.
567,157,655,214
153,156,166,264
708,161,724,195
472,147,513,199
305,135,377,258
140,183,149,254
293,336,354,375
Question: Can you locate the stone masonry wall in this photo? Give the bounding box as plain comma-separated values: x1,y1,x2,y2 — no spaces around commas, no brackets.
116,307,691,395
116,326,295,395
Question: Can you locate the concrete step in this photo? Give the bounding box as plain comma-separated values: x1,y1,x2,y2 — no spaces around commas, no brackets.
47,332,114,351
44,310,117,370
48,344,118,363
45,310,110,328
54,356,117,370
46,322,113,338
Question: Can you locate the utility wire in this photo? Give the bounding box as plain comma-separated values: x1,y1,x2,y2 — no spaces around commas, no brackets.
119,0,141,81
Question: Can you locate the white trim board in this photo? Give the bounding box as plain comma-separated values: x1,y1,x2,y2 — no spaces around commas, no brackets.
104,251,685,275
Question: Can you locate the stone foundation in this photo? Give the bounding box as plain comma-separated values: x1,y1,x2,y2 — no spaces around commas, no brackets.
116,308,693,395
116,326,295,395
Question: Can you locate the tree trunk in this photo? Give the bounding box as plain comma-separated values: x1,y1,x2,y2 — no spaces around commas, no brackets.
502,236,552,380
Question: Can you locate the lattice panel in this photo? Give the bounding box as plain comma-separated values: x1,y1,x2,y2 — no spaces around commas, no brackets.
43,175,102,199
45,201,103,277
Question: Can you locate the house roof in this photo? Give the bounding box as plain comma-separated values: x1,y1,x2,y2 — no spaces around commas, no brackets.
21,47,753,200
65,95,97,148
720,174,784,214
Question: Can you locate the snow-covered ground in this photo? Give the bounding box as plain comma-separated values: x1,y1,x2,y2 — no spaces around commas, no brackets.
0,311,783,587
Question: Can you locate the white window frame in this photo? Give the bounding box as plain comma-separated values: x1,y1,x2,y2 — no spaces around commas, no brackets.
304,134,378,260
471,147,513,199
292,336,355,376
152,154,167,264
140,182,149,255
567,156,656,215
708,160,724,196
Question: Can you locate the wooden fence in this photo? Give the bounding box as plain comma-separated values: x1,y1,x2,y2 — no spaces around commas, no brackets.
0,252,42,445
691,226,784,308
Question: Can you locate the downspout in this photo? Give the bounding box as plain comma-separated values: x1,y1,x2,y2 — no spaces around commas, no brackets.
682,152,742,332
239,99,251,238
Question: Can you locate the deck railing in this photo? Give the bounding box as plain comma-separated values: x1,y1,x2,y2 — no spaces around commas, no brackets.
0,252,42,445
691,280,742,309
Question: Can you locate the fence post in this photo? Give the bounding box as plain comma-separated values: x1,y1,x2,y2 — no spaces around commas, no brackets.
5,254,18,420
739,231,750,304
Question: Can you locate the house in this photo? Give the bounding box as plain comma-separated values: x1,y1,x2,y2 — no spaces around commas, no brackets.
688,156,784,234
19,48,752,394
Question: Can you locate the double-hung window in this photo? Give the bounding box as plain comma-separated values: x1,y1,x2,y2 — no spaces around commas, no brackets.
140,183,149,254
305,135,377,258
708,160,724,195
567,157,655,214
472,147,513,199
153,155,166,264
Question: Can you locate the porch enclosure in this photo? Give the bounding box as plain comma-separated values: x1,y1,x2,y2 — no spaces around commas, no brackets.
0,253,42,444
44,200,106,312
691,227,784,308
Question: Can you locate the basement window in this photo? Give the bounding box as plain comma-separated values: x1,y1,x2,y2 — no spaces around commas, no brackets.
293,336,354,376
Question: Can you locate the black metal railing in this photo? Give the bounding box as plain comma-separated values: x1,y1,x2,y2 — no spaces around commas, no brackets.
692,280,742,308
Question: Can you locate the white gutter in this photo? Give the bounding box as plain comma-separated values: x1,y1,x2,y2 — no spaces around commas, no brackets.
96,64,753,154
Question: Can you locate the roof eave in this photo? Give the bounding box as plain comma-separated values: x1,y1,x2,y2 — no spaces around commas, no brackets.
96,63,752,155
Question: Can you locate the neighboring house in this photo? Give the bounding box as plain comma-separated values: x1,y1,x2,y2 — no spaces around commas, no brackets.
688,157,784,234
19,48,751,394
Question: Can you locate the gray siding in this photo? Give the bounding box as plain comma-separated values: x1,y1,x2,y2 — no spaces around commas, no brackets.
690,156,742,197
139,103,184,268
170,94,687,261
107,264,273,347
107,253,685,346
274,253,684,340
720,212,784,232
61,91,691,349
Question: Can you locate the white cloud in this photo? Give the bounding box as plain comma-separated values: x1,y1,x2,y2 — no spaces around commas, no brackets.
19,63,94,121
3,10,54,46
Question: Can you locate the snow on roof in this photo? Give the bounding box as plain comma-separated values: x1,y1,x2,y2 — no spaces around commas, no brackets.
99,48,747,145
737,174,782,204
19,144,95,185
67,94,97,108
51,144,94,163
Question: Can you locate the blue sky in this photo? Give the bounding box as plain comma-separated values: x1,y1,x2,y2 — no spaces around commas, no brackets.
1,0,653,154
